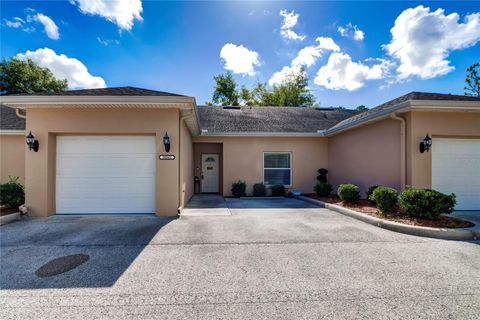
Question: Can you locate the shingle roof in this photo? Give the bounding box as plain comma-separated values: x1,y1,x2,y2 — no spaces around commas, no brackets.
0,105,26,130
197,106,358,133
5,86,186,97
329,91,480,131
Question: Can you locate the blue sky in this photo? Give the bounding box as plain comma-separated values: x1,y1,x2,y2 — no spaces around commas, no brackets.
1,1,479,108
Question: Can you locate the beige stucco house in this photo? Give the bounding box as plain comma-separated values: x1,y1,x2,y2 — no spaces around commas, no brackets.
1,87,479,216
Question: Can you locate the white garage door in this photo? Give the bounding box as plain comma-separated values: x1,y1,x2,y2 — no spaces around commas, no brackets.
56,136,156,214
432,138,480,210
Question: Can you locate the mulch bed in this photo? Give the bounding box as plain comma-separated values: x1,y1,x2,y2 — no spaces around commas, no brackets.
0,207,19,217
305,194,474,229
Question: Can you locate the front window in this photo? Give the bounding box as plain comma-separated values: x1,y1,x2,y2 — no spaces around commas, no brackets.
264,152,292,186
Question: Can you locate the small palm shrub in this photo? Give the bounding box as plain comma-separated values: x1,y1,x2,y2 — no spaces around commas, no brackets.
253,183,267,197
371,187,398,214
314,182,333,197
270,184,286,197
337,184,360,202
399,188,456,220
231,180,246,198
0,176,25,208
366,185,380,203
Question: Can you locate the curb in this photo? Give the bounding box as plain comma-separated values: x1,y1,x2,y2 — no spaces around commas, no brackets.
239,196,285,200
298,196,479,241
0,212,21,226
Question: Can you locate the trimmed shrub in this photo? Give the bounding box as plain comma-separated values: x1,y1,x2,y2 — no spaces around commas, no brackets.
0,176,25,209
337,184,360,202
270,184,286,197
253,183,267,197
399,188,456,220
371,187,398,213
366,185,380,203
231,180,246,198
314,182,333,197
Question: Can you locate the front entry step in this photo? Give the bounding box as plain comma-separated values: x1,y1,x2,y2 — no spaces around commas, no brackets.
182,195,231,216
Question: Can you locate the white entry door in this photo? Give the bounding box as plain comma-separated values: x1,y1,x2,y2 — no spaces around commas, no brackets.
56,136,156,214
201,154,219,193
432,138,480,210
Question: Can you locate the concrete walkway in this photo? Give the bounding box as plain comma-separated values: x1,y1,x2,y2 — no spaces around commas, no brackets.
182,194,231,216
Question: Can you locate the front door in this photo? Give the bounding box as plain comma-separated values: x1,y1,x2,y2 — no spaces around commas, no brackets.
201,154,219,193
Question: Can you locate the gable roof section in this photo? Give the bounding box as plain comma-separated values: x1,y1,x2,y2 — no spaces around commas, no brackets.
0,105,26,131
327,92,480,135
197,106,357,135
4,86,186,97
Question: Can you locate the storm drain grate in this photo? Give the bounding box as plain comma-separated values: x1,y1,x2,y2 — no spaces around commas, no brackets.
35,254,90,278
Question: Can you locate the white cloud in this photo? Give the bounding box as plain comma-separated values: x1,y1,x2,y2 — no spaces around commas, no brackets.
338,23,365,41
33,13,59,40
220,43,260,76
16,48,106,89
269,65,304,86
279,9,305,41
385,5,480,80
97,37,120,46
4,17,24,28
70,0,143,31
292,37,340,67
314,52,384,91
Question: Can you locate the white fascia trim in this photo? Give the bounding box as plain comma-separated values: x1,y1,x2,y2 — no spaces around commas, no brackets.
201,131,326,137
0,95,196,109
0,130,25,135
325,100,480,136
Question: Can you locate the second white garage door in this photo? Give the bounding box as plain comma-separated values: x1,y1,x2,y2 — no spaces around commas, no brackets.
56,136,156,214
432,138,480,210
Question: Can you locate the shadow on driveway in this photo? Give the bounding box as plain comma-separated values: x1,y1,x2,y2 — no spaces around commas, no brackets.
0,215,172,289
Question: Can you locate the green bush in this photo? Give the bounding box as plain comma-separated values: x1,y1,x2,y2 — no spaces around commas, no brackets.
399,188,456,220
270,184,286,197
231,180,246,198
314,182,332,197
253,183,267,197
366,185,380,203
337,184,360,202
371,187,398,213
0,176,25,209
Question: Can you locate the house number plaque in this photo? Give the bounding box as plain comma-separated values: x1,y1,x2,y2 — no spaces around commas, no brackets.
159,154,175,160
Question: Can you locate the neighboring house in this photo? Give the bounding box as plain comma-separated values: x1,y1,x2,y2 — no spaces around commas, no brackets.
0,87,479,216
0,105,26,184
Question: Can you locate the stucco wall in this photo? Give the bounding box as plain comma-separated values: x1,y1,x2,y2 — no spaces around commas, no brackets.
328,119,402,196
25,108,181,217
180,120,194,207
193,136,328,196
0,135,25,184
406,111,480,189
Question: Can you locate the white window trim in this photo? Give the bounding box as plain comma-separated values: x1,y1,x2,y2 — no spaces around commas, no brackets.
263,152,292,187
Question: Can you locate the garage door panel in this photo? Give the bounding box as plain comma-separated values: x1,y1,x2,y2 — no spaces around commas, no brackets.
56,136,156,214
432,138,480,210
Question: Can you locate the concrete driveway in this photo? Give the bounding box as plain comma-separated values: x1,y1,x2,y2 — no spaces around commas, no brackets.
1,198,479,319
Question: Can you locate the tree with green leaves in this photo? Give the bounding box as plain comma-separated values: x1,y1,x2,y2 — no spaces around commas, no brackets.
212,72,239,106
0,58,68,95
464,62,480,97
212,67,316,107
356,105,369,112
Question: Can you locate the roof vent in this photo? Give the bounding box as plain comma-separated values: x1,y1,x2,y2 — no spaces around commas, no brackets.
315,107,335,111
222,106,241,110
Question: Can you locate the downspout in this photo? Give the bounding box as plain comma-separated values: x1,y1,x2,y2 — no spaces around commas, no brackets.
390,112,406,190
177,111,194,215
16,108,26,119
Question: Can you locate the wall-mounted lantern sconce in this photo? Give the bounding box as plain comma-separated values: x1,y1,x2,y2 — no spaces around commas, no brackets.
419,133,432,153
25,131,39,152
163,132,171,153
